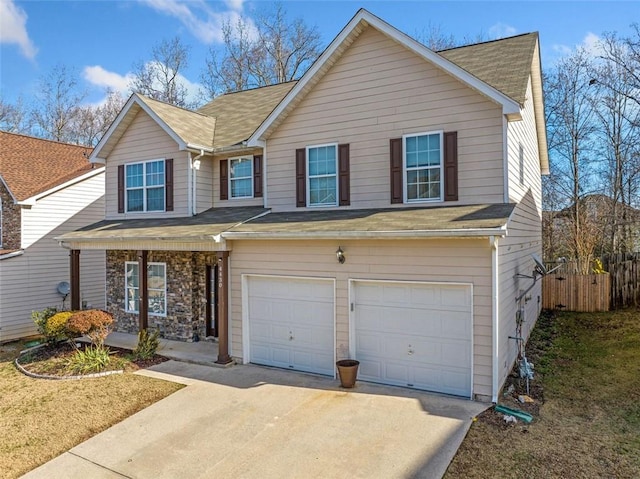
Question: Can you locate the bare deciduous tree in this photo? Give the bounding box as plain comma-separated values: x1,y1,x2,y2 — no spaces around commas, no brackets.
130,37,196,108
0,96,31,133
31,64,87,142
200,2,322,97
73,89,126,147
545,49,600,271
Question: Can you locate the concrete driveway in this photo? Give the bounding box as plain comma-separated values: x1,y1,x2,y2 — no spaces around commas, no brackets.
22,361,487,479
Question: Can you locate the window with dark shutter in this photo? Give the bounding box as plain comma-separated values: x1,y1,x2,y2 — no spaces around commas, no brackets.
443,131,458,201
165,158,174,211
117,164,125,213
253,155,263,198
338,144,350,206
295,149,306,207
220,159,228,201
389,138,403,204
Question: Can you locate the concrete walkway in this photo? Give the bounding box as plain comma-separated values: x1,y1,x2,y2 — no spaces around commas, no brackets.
22,361,487,479
103,331,220,366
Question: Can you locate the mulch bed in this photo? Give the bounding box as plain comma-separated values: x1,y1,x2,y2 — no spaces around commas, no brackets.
16,341,167,378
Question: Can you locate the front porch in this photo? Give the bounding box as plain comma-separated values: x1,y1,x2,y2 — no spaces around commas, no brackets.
103,331,223,367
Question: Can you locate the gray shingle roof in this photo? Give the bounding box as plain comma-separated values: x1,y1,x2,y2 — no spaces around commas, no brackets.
438,33,539,106
197,82,297,147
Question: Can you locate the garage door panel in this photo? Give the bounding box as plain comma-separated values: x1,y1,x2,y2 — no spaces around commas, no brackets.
354,281,472,397
248,276,335,377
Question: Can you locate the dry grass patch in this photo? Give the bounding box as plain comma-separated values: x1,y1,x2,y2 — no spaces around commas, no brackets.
0,341,184,479
446,310,640,478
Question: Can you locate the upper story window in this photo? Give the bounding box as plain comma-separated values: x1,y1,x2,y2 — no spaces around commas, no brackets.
125,261,167,316
229,157,253,198
126,159,165,212
307,144,338,207
403,132,443,202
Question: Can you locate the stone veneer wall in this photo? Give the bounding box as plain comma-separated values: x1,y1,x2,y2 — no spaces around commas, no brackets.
106,250,215,341
0,182,21,250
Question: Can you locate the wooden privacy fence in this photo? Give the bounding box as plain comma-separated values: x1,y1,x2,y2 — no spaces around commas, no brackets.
601,253,640,309
545,252,639,310
542,273,611,312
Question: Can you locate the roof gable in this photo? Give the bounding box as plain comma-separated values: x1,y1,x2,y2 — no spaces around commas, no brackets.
91,94,217,161
0,131,94,201
248,9,523,145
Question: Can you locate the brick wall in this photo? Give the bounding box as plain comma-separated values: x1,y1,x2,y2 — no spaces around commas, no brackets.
0,182,21,250
106,250,215,341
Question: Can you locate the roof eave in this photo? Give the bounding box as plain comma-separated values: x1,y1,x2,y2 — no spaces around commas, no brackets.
248,9,522,145
222,227,509,240
16,166,105,206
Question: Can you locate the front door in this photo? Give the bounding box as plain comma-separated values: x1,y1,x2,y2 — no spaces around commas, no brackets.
206,264,218,338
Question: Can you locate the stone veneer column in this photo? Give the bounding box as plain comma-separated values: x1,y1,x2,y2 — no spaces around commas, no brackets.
215,250,232,364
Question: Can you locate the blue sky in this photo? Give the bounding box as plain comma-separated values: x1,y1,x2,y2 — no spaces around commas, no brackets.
1,0,638,106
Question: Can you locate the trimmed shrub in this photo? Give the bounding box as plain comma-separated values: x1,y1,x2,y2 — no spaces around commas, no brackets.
32,307,58,339
67,309,114,346
43,311,73,343
67,345,111,374
133,328,160,360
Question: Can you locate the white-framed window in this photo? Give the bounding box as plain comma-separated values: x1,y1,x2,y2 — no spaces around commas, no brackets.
125,159,165,212
125,261,167,316
403,131,443,202
229,156,253,198
307,143,338,206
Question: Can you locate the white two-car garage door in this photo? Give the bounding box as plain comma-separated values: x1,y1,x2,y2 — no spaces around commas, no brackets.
352,281,472,397
246,276,335,376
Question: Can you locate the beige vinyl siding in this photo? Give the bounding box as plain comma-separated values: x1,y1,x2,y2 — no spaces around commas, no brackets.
229,238,494,398
265,26,505,211
195,155,214,213
105,110,189,219
507,59,543,210
496,190,542,391
0,174,106,342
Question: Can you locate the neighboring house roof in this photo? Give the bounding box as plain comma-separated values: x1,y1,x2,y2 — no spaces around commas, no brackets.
438,33,538,106
59,203,515,245
0,131,93,201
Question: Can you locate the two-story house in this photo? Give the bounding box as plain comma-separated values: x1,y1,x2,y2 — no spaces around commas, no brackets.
59,10,548,402
0,131,106,342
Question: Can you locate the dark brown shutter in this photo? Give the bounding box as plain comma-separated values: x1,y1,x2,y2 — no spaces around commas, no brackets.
165,158,174,211
295,148,306,207
390,138,403,204
220,159,228,201
253,155,263,198
117,164,125,213
338,144,350,206
443,131,458,201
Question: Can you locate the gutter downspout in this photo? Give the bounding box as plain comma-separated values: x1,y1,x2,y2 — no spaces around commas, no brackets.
191,150,205,216
491,235,500,403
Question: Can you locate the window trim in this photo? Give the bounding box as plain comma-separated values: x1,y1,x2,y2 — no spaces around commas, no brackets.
125,158,166,213
125,261,167,317
306,142,338,207
228,156,254,199
402,131,444,203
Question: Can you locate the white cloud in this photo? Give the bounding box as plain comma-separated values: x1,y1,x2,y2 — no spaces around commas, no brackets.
581,32,604,56
488,22,517,39
83,65,134,95
0,0,37,59
140,0,251,44
83,63,202,106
